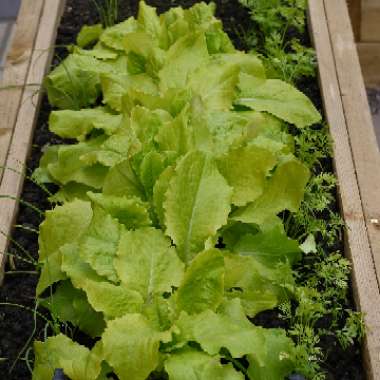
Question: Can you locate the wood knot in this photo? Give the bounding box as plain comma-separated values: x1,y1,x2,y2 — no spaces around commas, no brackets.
7,46,30,65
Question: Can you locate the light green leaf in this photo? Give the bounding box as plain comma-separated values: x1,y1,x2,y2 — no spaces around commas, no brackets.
88,192,151,228
177,301,266,359
232,159,309,227
100,17,138,51
217,146,277,206
41,137,109,188
247,329,295,380
36,249,66,295
39,200,93,261
189,53,266,111
100,72,158,112
33,334,102,380
102,159,145,199
115,227,184,299
101,314,162,380
61,244,143,318
176,249,224,314
49,107,121,140
164,151,232,263
153,165,175,227
79,206,121,282
77,24,103,48
41,281,105,337
223,253,294,317
165,348,244,380
159,32,209,91
235,226,302,266
137,1,161,40
300,234,317,254
236,77,321,128
44,54,113,110
48,183,94,203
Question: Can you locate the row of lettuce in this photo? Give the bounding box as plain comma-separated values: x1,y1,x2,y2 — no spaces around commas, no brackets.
30,1,357,379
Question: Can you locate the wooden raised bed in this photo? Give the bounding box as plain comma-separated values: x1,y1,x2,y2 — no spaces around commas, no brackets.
0,0,379,378
0,0,66,283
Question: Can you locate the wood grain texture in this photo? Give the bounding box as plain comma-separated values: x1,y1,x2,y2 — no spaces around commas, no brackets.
0,0,65,283
324,0,380,291
361,0,380,42
357,42,380,86
0,0,44,182
309,1,380,379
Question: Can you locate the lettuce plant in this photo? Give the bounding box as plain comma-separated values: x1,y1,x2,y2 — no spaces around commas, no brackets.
32,2,321,379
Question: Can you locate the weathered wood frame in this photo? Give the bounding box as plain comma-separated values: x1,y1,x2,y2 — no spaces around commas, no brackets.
0,0,379,378
308,1,380,379
0,0,66,284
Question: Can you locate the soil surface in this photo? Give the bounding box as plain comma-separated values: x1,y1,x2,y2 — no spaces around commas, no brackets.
0,1,364,379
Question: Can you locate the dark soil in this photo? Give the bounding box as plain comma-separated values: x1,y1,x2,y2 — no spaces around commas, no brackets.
0,0,364,379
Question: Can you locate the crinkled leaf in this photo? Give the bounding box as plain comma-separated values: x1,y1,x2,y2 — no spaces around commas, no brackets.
164,151,232,263
101,314,162,380
40,137,109,188
177,301,266,359
247,330,296,380
41,281,105,337
153,165,175,227
88,192,151,228
165,348,244,380
44,54,113,110
33,334,102,380
232,158,309,227
176,249,224,314
77,24,103,48
49,107,121,140
115,227,184,299
159,32,209,91
236,77,321,128
61,244,143,318
217,146,277,206
39,200,93,260
189,53,266,111
100,17,138,50
79,206,121,282
36,249,67,295
102,159,145,198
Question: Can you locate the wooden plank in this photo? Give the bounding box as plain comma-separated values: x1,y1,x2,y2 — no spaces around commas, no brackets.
0,0,44,182
357,42,380,86
324,1,380,291
0,0,65,283
308,1,380,379
361,0,380,42
347,0,362,40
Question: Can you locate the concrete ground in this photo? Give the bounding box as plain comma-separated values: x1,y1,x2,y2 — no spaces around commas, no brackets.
0,0,21,79
367,88,380,147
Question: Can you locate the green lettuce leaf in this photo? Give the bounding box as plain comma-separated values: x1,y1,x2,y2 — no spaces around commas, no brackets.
33,334,102,380
41,280,105,337
165,348,244,380
49,107,121,140
176,249,224,314
164,151,232,263
77,24,103,48
100,314,164,380
115,227,184,299
236,75,321,128
232,158,309,227
217,146,277,206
